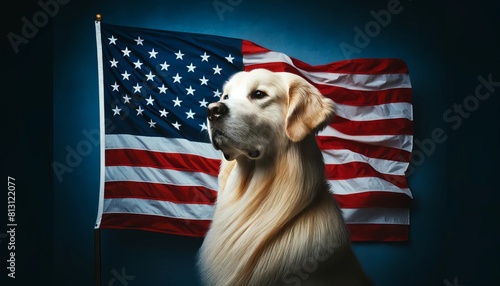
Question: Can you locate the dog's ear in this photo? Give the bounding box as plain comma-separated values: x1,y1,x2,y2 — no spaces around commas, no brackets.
285,75,335,142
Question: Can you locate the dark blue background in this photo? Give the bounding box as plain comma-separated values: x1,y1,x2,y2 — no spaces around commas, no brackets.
3,0,499,285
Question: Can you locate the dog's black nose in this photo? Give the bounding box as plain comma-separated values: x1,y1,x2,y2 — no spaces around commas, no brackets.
207,102,228,121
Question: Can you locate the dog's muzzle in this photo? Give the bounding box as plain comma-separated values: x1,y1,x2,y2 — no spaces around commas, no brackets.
206,101,262,160
207,102,228,121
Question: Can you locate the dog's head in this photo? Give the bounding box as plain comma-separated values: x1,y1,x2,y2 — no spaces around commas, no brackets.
207,69,335,161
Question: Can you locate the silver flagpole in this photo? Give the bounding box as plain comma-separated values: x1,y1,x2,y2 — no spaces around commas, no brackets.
94,14,103,286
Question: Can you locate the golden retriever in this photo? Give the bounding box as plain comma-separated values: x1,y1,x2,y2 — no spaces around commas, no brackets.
199,69,371,285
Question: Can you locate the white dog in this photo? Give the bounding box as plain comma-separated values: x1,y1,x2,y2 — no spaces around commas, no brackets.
199,69,371,285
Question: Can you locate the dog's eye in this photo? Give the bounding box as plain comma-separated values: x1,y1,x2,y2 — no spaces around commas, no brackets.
251,90,267,99
222,94,229,100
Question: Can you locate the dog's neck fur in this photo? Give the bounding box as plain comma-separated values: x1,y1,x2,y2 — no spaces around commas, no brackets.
199,134,349,285
234,133,323,199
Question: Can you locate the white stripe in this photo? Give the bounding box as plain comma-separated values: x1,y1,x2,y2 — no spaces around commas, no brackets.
319,126,413,152
322,149,409,176
243,51,411,91
103,198,215,220
335,102,413,121
105,166,219,191
328,177,413,198
341,208,409,225
103,198,407,225
95,20,105,229
105,134,222,159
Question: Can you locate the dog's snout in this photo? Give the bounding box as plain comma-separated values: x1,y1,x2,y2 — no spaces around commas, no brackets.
207,102,228,121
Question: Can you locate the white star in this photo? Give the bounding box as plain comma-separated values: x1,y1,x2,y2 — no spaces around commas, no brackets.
158,84,168,94
133,59,143,69
109,58,118,68
185,109,195,119
121,70,131,80
134,36,144,45
148,48,158,58
136,106,144,115
173,73,182,83
213,89,222,98
199,122,208,131
160,61,170,71
225,54,234,63
159,109,169,117
145,71,156,81
173,97,182,107
121,47,131,57
133,83,142,93
111,82,119,91
186,86,196,95
175,50,184,60
186,63,196,72
123,94,132,103
148,119,157,128
213,65,222,74
108,35,117,45
199,76,209,85
145,95,155,105
199,98,208,107
112,105,121,115
172,121,181,130
200,52,210,62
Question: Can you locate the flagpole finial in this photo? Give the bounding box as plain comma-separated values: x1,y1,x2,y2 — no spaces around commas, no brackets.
95,14,102,22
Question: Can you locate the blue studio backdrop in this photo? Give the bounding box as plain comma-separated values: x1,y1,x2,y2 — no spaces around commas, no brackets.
4,0,499,285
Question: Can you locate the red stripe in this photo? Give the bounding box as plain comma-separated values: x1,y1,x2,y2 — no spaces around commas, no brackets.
331,116,414,136
104,181,411,207
334,192,411,208
106,149,220,176
317,136,411,162
100,213,210,237
347,224,409,241
321,86,412,106
242,39,270,54
100,213,409,241
326,162,409,189
242,40,409,74
105,181,217,204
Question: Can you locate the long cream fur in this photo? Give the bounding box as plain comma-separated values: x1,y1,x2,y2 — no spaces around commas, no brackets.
199,69,371,285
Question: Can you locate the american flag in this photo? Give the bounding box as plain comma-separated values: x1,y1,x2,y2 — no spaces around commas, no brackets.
94,22,413,241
